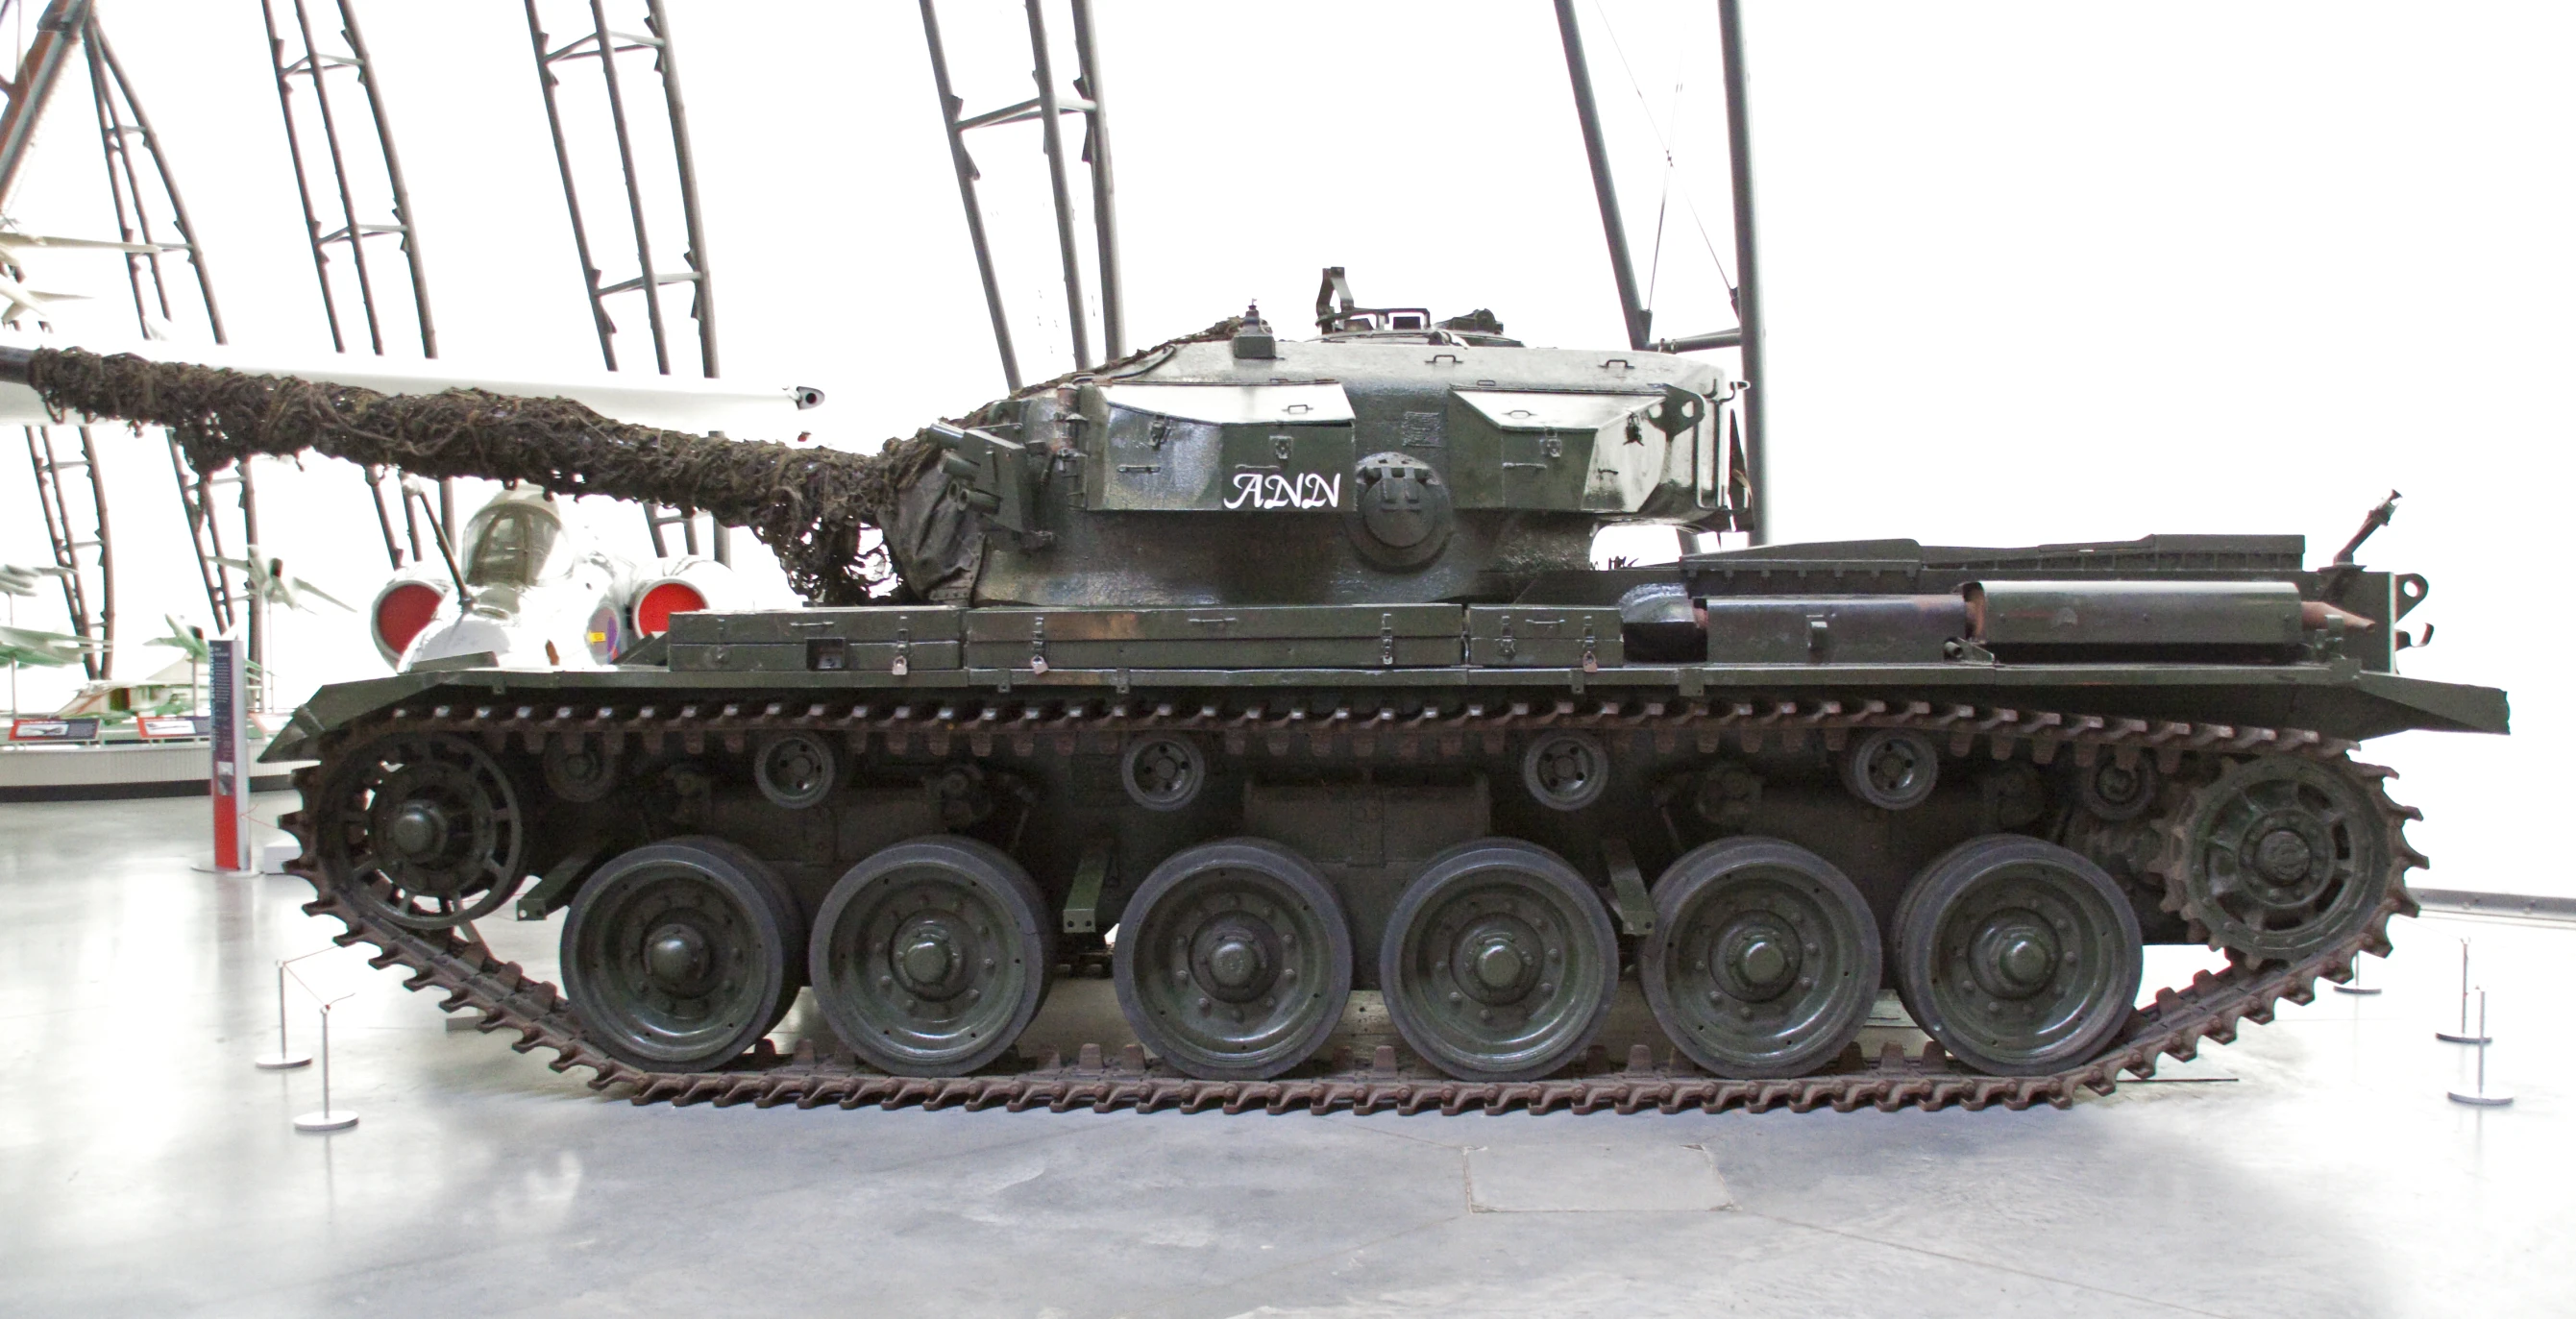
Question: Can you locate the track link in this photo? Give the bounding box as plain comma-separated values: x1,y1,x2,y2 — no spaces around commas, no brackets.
280,693,2422,1114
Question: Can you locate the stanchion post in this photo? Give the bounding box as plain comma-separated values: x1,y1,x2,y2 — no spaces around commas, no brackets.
2332,953,2382,996
293,999,359,1133
2436,938,2488,1043
2446,989,2512,1108
252,959,311,1069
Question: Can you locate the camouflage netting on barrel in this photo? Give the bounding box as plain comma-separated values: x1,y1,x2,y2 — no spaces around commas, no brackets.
22,322,1237,606
23,345,929,604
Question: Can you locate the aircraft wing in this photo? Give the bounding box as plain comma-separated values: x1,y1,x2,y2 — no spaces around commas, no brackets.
295,579,356,612
0,233,183,255
0,623,105,647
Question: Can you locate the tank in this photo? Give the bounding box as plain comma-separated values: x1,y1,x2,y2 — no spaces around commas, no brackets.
0,304,2509,1113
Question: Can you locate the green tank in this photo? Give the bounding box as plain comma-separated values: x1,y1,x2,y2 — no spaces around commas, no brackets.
0,305,2506,1112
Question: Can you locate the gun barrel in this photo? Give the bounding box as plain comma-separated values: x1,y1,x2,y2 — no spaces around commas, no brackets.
12,345,930,606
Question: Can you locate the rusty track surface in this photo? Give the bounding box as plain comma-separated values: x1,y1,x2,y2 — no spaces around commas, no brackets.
280,693,2424,1114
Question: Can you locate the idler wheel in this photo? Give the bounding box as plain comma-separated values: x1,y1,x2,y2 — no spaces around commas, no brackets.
1120,735,1208,813
2074,754,2159,822
2167,757,2390,964
1380,839,1617,1083
1841,729,1939,811
1521,731,1610,813
562,837,802,1072
1893,835,2141,1077
809,836,1051,1076
541,734,621,803
1114,839,1351,1081
754,731,838,810
1640,838,1881,1079
315,731,525,929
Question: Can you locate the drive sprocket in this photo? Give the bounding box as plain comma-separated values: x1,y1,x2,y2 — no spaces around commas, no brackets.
2151,756,2422,965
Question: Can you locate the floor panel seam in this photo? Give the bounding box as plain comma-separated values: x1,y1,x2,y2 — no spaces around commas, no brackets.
1736,1208,2242,1318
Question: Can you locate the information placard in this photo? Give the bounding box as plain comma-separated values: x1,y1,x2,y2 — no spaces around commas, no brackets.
8,718,100,742
208,637,251,872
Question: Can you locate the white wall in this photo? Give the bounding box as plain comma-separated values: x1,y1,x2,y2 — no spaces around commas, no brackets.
1,1,2564,893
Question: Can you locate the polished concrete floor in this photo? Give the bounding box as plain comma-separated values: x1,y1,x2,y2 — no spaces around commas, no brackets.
1,794,2564,1318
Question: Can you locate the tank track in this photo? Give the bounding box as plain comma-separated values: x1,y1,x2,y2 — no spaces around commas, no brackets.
279,694,2425,1114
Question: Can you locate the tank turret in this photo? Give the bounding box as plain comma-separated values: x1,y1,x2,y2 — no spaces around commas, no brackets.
923,279,1740,608
3,277,1749,615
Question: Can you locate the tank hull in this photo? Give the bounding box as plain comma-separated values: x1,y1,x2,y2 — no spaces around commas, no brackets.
269,636,2493,1110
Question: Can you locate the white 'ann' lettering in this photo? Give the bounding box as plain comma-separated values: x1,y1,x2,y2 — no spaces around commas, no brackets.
1223,472,1343,510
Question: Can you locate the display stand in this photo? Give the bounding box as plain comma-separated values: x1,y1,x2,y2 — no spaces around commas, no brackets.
2436,939,2490,1044
251,953,317,1070
292,999,359,1133
2446,990,2512,1108
268,951,360,1131
192,635,258,878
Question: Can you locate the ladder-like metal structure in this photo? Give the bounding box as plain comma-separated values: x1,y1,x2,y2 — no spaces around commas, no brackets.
0,1,112,678
84,12,254,664
1554,0,1768,542
523,0,724,561
20,427,110,679
260,0,449,570
920,0,1124,390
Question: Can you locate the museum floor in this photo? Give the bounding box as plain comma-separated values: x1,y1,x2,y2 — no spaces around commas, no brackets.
1,794,2561,1318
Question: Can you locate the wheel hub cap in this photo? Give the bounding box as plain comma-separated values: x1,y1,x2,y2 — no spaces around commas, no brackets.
644,921,711,991
1738,937,1789,987
891,915,969,998
2254,828,2313,883
1999,935,2049,984
1868,745,1923,794
1538,747,1593,796
899,934,954,985
1969,911,2059,1000
1208,936,1263,989
1190,916,1279,1004
387,800,448,858
1453,917,1542,1004
1712,913,1803,1002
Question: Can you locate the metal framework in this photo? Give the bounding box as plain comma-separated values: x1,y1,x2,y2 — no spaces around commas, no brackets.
1555,0,1768,542
261,0,448,569
0,0,86,210
0,2,109,677
83,13,258,660
524,0,724,560
20,427,110,678
920,0,1125,389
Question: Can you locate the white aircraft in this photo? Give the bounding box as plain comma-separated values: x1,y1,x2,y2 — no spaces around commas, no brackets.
217,550,355,615
0,227,181,330
0,561,70,597
0,622,103,668
142,614,209,665
370,486,741,672
0,326,810,673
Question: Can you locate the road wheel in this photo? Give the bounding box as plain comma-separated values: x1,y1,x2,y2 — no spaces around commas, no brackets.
562,837,802,1071
1380,839,1617,1083
1114,839,1351,1081
1641,837,1880,1079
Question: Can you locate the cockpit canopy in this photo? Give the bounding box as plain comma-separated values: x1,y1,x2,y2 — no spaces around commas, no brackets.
462,494,569,590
